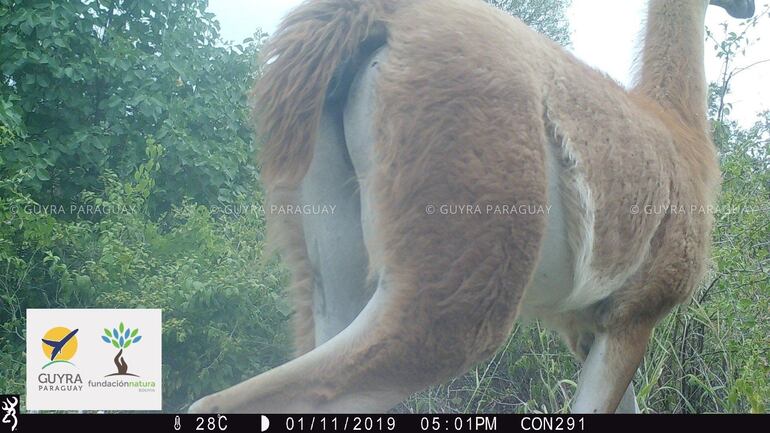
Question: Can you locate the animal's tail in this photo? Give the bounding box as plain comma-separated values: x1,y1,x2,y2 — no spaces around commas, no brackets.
253,0,397,190
251,0,397,355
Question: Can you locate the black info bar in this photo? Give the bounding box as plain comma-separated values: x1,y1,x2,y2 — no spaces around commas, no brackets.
2,413,766,433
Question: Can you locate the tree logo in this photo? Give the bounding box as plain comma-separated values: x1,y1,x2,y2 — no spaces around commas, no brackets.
41,327,79,368
101,322,142,377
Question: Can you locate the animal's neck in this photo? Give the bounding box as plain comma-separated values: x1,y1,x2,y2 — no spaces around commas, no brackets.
634,0,709,132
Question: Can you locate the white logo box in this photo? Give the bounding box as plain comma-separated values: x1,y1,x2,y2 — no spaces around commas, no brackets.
26,309,162,411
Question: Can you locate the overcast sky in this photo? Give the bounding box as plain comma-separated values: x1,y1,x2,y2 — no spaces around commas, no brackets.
207,0,769,127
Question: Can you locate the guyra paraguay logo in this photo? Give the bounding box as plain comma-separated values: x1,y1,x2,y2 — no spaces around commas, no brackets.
101,322,142,377
41,326,79,368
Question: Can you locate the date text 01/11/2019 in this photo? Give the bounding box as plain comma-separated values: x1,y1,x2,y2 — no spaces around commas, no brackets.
283,416,501,432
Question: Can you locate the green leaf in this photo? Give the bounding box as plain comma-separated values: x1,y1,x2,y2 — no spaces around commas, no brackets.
75,275,91,289
130,328,139,338
124,339,132,349
111,339,120,349
35,168,50,181
29,142,43,155
103,328,111,338
119,322,124,333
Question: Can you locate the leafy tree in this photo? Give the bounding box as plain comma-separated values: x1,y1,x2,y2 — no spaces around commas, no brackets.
486,0,572,46
0,0,284,411
0,0,264,212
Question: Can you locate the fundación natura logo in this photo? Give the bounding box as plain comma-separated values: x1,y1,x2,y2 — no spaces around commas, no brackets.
26,309,162,410
101,322,142,377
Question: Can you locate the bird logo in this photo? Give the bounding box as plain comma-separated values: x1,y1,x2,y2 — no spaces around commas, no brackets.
41,327,79,368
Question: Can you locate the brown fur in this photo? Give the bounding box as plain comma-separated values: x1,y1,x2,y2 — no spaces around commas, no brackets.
190,0,723,413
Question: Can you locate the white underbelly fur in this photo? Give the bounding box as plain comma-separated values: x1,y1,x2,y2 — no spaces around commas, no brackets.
519,138,575,314
520,120,650,317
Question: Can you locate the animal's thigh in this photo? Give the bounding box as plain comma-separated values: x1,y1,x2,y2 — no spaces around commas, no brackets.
300,110,372,346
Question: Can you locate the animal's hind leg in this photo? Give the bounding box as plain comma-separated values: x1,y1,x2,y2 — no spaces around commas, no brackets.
572,325,652,413
300,109,373,347
616,382,640,414
567,331,640,413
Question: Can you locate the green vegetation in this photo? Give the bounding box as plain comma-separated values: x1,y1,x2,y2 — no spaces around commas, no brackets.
1,0,767,413
0,0,286,411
